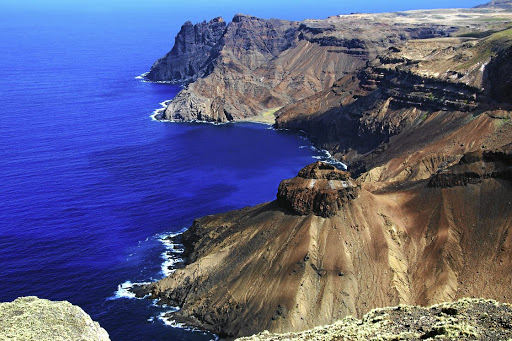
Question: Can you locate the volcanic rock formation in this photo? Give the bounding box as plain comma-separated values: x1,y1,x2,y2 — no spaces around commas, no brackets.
140,2,512,339
137,146,512,337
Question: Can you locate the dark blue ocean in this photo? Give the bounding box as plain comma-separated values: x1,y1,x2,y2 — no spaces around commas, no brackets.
0,9,334,341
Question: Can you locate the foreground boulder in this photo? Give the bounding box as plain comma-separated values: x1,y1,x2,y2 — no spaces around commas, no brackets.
0,296,110,341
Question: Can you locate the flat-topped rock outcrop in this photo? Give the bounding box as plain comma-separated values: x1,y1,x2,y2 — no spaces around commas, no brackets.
277,162,359,217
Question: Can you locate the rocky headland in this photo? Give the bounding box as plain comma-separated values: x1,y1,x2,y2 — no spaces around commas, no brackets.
136,144,512,338
139,0,512,339
149,4,512,125
0,296,110,341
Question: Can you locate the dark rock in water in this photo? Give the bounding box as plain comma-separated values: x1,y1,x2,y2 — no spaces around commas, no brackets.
147,17,226,83
277,161,359,217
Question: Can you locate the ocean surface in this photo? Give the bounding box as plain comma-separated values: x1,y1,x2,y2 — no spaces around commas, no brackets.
0,10,335,341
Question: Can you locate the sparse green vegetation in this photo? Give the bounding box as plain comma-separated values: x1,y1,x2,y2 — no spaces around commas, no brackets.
263,107,282,117
456,27,512,71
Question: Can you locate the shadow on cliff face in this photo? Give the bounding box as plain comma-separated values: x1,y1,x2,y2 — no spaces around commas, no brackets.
484,44,512,107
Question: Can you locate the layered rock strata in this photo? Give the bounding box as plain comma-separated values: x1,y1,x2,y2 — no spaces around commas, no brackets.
151,8,512,123
275,26,512,175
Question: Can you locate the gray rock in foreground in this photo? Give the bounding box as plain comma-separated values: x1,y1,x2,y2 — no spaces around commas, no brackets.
0,296,110,341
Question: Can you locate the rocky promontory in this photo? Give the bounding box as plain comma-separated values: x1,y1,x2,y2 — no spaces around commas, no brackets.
137,146,512,337
150,6,512,123
0,296,110,341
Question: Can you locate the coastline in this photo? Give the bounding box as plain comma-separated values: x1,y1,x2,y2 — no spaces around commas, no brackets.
141,79,347,170
129,4,512,337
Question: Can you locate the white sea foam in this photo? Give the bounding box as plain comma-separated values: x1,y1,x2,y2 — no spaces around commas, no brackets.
158,312,186,328
134,72,149,80
158,229,186,276
135,71,190,84
158,310,220,341
150,99,173,121
109,280,150,300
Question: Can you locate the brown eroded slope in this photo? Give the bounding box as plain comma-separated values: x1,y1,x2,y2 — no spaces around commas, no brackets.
275,26,512,178
137,152,512,337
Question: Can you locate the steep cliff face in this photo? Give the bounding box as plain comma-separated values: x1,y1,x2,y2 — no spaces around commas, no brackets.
153,9,507,122
146,17,226,83
485,42,512,105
